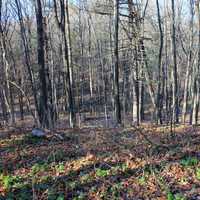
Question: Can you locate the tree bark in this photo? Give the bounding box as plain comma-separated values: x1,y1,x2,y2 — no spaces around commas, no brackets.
156,0,164,124
53,0,76,128
182,0,194,124
35,0,50,128
171,0,179,123
113,0,121,125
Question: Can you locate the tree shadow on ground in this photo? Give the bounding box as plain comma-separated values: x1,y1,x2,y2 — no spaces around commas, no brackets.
2,153,200,200
0,159,165,199
1,126,200,199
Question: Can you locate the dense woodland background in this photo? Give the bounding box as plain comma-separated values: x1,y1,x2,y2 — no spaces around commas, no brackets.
1,0,199,129
3,1,200,199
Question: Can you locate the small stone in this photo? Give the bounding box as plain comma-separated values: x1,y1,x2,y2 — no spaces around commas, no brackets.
32,128,46,137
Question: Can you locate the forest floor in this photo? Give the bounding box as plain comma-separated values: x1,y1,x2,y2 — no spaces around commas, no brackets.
1,124,200,199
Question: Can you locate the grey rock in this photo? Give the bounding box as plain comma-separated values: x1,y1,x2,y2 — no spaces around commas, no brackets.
32,128,46,137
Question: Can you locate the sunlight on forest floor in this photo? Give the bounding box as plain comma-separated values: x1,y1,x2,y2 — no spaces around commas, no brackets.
1,125,200,199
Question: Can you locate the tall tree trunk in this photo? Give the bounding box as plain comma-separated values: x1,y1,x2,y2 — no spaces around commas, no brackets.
113,0,121,125
164,0,169,124
53,0,76,128
191,1,200,125
87,14,94,115
35,0,50,128
182,0,194,124
133,45,140,125
15,0,39,123
66,0,76,127
156,0,164,124
171,0,179,123
0,1,12,123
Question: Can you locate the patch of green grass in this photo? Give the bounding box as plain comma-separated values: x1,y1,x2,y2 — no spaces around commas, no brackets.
174,193,186,200
167,192,186,200
180,156,198,167
95,168,110,177
80,173,93,184
0,173,31,200
121,163,129,172
30,163,49,175
138,176,146,185
137,171,150,186
167,192,174,200
55,163,65,174
0,174,24,191
0,174,14,190
57,195,65,200
110,163,129,175
196,167,200,180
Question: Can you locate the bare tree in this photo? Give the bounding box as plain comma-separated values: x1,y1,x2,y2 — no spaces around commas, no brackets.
156,0,164,124
113,0,121,125
171,0,179,123
182,0,194,124
53,0,76,128
35,0,53,128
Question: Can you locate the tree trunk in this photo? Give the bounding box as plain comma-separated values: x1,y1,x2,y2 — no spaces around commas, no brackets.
35,0,50,128
15,0,39,122
54,0,76,128
113,0,121,125
182,0,194,124
191,1,200,125
156,0,164,124
171,0,179,123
